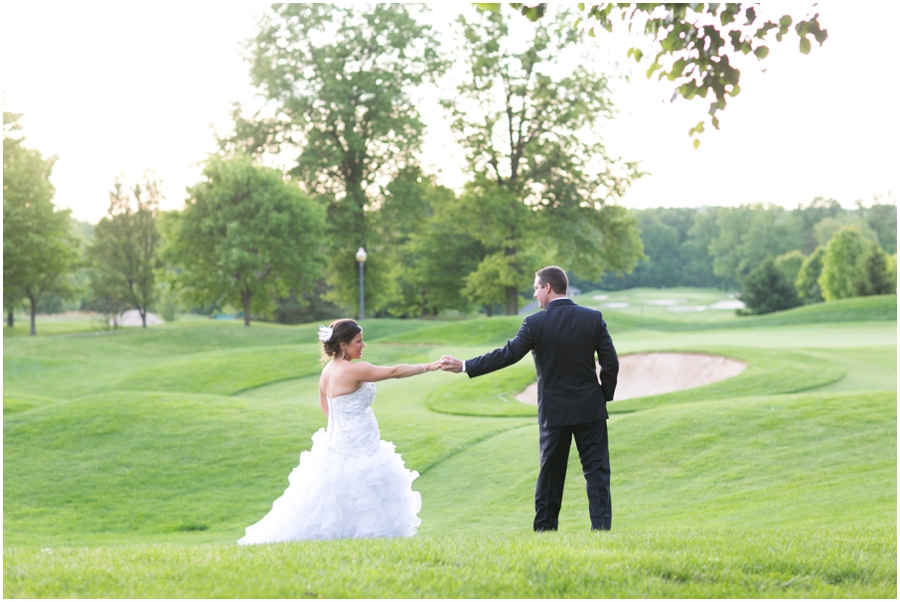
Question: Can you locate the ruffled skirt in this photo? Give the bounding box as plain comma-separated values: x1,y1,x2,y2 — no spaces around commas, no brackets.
238,428,421,544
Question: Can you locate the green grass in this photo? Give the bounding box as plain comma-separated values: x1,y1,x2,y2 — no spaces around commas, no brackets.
4,525,895,598
607,347,843,414
427,357,539,417
2,313,110,338
424,346,844,417
414,391,895,534
800,346,897,393
3,288,896,597
592,294,897,332
379,314,526,346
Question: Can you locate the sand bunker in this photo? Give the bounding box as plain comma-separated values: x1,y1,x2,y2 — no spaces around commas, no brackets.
514,352,747,405
645,298,687,306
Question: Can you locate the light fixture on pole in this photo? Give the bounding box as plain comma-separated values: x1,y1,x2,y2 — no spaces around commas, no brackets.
356,247,367,320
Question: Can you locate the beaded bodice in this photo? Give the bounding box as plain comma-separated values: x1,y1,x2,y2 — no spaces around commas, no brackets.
326,381,379,457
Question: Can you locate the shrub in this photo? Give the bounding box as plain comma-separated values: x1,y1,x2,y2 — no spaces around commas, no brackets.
739,258,802,315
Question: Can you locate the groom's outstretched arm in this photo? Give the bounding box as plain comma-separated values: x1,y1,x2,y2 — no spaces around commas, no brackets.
458,321,534,379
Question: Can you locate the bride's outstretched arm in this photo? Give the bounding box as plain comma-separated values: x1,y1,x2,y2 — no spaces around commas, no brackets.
348,359,442,382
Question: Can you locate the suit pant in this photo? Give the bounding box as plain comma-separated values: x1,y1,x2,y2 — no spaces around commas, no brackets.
534,418,611,531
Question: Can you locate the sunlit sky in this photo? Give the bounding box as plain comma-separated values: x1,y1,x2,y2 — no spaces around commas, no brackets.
3,2,898,224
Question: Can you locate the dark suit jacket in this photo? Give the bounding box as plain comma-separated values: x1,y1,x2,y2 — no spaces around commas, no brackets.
465,298,619,428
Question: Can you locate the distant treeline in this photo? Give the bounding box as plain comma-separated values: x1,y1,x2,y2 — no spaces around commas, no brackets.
33,197,900,322
571,198,897,293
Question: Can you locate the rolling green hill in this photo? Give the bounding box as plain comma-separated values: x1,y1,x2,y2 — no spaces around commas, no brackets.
4,290,896,597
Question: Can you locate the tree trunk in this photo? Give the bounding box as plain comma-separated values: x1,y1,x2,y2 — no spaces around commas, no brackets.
504,285,518,316
29,295,37,336
7,308,13,328
242,291,252,327
140,308,147,328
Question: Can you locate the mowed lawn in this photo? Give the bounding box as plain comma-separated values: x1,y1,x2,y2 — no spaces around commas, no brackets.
3,294,896,598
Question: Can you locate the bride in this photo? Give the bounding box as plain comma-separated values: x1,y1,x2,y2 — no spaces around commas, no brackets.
238,318,441,544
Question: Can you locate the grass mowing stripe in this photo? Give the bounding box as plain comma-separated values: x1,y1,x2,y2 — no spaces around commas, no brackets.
2,392,63,416
427,357,538,417
795,346,897,392
4,525,895,598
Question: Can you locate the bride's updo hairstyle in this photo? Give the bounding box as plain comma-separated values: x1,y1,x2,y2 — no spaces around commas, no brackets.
320,318,362,362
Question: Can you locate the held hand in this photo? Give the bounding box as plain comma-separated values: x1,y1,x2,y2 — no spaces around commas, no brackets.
439,355,464,373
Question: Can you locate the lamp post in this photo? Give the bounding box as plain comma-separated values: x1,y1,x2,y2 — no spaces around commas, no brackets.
356,247,367,320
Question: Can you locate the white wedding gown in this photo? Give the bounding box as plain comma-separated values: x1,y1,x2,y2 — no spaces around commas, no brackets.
238,382,422,544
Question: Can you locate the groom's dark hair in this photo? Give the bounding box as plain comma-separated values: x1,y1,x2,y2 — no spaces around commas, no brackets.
536,266,568,295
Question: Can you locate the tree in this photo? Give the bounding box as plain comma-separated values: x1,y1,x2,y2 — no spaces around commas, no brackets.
403,190,488,316
860,243,896,297
680,208,722,288
710,204,801,289
819,227,870,301
226,4,446,314
794,197,842,254
739,257,801,315
859,201,897,255
813,214,877,248
3,111,80,335
372,167,464,317
634,213,681,287
500,2,828,147
86,174,162,328
774,250,805,290
600,210,680,289
84,267,131,330
795,245,826,304
708,205,752,289
446,7,644,314
162,154,326,326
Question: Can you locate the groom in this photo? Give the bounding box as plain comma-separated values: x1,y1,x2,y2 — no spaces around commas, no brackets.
440,266,619,531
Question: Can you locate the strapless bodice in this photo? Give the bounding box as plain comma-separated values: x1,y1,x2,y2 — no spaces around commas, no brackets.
326,382,379,456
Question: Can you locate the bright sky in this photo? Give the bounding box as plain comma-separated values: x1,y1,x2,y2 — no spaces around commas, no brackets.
3,2,897,224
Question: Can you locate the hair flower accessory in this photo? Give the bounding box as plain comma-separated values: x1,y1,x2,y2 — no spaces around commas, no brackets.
317,325,333,343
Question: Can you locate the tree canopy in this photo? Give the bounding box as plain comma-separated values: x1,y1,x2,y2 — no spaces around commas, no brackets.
161,154,327,326
86,173,162,328
819,227,872,301
224,3,446,313
443,7,644,314
3,111,80,334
